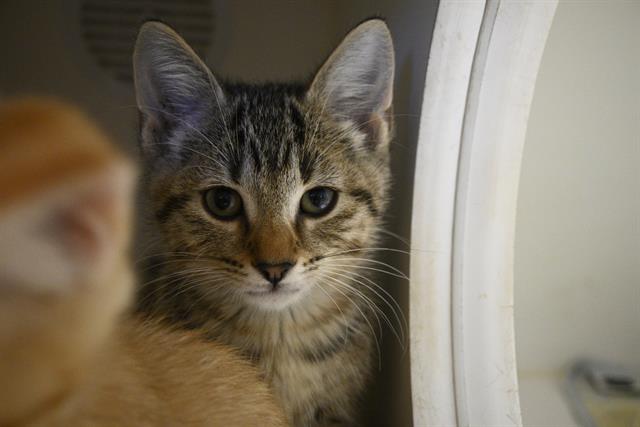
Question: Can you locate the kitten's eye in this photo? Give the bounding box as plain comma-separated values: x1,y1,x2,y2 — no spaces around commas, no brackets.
203,187,243,220
300,187,337,217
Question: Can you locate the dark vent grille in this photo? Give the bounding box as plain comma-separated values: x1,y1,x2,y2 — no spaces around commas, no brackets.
81,0,214,83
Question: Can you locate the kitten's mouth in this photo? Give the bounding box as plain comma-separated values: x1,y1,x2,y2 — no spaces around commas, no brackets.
243,282,306,309
246,286,298,296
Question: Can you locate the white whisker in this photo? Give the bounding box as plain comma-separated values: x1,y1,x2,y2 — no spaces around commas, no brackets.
320,266,406,350
317,275,382,371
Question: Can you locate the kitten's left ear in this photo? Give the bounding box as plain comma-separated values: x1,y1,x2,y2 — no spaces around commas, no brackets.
133,21,224,158
308,19,395,149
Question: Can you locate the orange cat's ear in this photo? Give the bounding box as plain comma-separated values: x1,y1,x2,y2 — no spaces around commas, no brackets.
0,163,135,294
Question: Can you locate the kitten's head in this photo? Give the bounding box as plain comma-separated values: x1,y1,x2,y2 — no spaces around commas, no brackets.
134,20,394,311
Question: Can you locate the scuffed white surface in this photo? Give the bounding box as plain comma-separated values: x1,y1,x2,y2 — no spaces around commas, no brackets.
451,1,557,426
410,2,484,426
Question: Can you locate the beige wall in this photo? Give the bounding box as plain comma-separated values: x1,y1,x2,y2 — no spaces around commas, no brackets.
209,1,340,81
515,0,640,374
0,1,137,152
0,1,342,152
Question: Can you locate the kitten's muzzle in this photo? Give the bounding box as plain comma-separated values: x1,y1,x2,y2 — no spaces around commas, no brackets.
255,261,293,286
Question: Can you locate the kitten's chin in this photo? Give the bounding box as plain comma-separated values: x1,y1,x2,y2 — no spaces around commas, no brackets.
243,286,306,311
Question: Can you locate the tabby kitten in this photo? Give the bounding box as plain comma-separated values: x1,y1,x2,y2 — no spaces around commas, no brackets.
134,19,394,426
0,98,285,426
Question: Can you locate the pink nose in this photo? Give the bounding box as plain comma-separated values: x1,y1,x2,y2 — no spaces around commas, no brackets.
255,262,293,286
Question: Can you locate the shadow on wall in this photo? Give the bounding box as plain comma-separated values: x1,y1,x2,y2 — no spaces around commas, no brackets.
336,2,437,426
0,1,438,425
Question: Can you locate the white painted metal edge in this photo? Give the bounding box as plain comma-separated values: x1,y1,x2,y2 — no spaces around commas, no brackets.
451,1,558,426
410,1,485,426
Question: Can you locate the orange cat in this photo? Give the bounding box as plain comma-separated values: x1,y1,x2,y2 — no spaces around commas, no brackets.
0,98,286,426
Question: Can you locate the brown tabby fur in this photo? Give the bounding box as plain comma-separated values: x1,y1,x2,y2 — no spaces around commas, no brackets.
0,98,286,427
134,20,395,426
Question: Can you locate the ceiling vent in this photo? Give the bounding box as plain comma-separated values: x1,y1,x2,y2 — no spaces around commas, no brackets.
81,0,214,83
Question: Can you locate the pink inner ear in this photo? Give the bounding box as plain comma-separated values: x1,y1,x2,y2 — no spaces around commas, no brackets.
55,206,102,263
52,180,120,265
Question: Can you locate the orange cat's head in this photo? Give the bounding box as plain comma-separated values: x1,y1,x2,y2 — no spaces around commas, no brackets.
0,97,134,292
0,98,135,424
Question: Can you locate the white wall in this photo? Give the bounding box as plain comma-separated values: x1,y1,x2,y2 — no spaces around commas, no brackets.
516,4,639,423
515,0,640,377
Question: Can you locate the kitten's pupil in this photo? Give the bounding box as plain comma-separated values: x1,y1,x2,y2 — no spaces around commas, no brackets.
300,187,337,216
308,189,330,208
215,190,232,209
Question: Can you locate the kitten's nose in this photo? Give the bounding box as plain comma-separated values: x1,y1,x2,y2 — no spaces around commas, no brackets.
255,261,293,286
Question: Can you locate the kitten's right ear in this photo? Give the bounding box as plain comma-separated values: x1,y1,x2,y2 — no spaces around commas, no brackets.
133,21,224,157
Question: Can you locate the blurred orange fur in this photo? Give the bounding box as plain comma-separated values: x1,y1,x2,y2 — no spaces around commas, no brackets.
0,98,285,427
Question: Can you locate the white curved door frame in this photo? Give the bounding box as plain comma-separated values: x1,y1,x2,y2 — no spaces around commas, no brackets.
410,1,558,426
